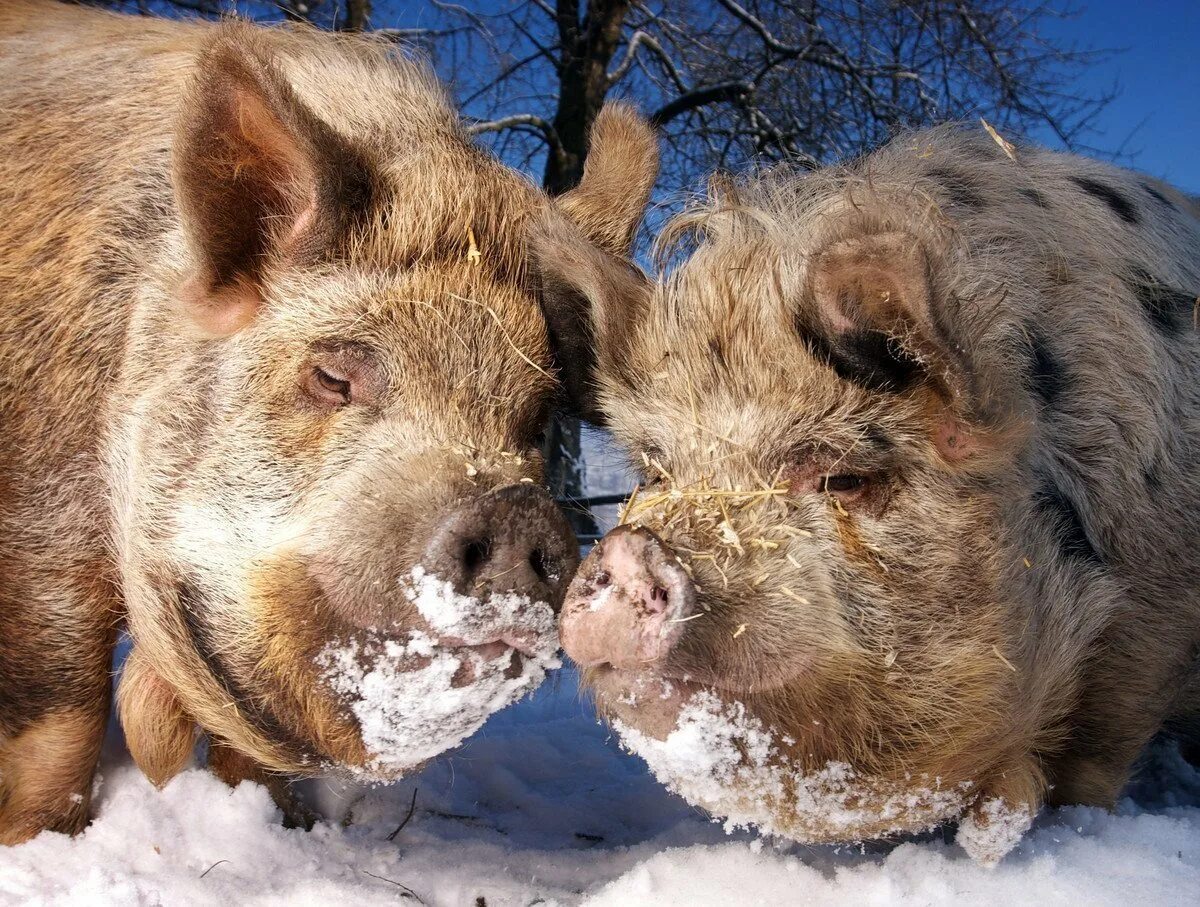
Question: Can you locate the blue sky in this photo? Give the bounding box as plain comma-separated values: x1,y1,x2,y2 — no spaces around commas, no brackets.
1037,1,1200,191
428,0,1200,192
154,0,1200,191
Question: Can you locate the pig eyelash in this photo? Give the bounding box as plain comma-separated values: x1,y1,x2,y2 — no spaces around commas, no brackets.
301,340,386,409
305,365,353,406
821,474,869,494
817,471,894,519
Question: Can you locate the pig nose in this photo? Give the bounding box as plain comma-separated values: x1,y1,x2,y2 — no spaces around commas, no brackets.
560,525,695,670
422,483,578,612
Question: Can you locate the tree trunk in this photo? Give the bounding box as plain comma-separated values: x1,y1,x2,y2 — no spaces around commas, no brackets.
341,0,370,32
539,0,630,539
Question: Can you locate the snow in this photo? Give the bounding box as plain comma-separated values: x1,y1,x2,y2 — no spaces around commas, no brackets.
306,568,562,778
611,689,975,846
956,796,1036,866
404,567,557,649
318,629,556,777
2,667,1198,906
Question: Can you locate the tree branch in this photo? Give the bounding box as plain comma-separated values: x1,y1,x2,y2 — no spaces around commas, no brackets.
466,113,563,157
651,80,753,127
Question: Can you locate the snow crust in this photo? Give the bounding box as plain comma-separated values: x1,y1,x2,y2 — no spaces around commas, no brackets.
405,566,557,646
315,568,560,778
957,796,1036,865
319,630,557,777
614,690,973,843
1,668,1198,906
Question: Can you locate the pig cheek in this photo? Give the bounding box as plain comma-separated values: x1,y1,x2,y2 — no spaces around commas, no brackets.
245,554,393,768
301,544,425,634
585,667,694,741
696,563,848,692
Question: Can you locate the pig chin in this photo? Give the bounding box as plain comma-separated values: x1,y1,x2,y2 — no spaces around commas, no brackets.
596,676,976,846
316,622,560,781
256,564,562,780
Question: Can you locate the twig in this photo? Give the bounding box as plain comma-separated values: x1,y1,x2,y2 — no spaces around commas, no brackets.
362,870,424,902
387,788,420,841
199,860,229,879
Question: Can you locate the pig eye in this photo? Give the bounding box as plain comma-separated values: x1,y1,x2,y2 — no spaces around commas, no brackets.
301,341,385,409
822,474,868,494
306,366,352,406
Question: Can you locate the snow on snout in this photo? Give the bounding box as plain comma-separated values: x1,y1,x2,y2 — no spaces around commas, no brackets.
317,569,560,779
406,566,558,654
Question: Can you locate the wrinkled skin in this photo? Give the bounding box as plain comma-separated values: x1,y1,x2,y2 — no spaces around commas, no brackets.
0,0,658,844
538,124,1200,861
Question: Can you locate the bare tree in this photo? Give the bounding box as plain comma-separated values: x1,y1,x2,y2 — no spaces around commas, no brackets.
432,1,1111,532
453,1,1111,193
79,0,1114,533
83,0,372,30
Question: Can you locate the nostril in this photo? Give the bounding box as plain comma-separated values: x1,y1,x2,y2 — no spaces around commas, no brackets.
463,539,491,575
594,570,611,587
529,547,552,584
644,585,670,611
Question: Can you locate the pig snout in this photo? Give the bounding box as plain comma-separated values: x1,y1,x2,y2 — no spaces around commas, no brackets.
421,483,578,648
560,525,695,670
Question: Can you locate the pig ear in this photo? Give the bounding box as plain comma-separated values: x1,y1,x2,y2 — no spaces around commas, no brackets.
555,103,659,257
174,27,373,334
530,211,652,424
808,232,991,461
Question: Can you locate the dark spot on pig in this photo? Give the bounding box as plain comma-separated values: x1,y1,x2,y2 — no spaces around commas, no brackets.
1018,187,1050,208
176,580,314,763
1032,479,1103,565
1025,331,1066,408
1069,176,1139,225
1143,463,1162,492
1127,266,1196,337
800,323,921,394
863,423,896,452
708,336,728,370
1141,183,1176,210
928,167,985,209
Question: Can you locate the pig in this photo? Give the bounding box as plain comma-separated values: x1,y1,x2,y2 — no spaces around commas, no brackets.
0,0,658,845
536,123,1200,862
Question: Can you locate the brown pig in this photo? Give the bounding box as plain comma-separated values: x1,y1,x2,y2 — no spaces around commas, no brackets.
537,124,1200,862
0,0,658,845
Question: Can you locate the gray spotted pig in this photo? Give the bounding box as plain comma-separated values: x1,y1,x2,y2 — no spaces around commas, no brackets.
536,123,1200,862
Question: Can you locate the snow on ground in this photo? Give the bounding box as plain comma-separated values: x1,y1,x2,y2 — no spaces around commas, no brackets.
1,664,1198,906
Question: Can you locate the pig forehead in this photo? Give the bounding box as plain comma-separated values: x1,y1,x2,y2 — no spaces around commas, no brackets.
363,148,544,276
265,268,554,395
604,377,890,460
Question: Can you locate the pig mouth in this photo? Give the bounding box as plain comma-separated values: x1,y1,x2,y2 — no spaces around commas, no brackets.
317,625,560,781
442,639,531,686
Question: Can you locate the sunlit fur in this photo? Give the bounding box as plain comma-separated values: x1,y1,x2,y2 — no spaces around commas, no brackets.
0,0,657,843
579,124,1200,842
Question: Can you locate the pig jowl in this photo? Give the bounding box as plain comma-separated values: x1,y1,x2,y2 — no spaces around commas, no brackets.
540,122,1200,862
